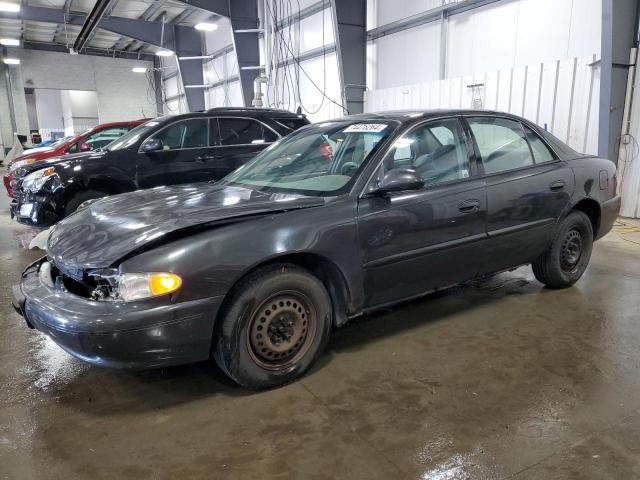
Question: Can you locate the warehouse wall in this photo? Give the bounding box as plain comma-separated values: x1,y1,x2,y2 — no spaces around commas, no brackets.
0,50,156,158
15,50,157,121
0,62,30,160
368,0,602,90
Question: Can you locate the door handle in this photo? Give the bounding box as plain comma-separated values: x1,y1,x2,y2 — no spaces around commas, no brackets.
549,180,566,191
458,199,481,213
194,154,215,162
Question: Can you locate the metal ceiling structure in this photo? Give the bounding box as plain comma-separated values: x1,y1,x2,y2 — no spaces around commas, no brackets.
0,0,213,57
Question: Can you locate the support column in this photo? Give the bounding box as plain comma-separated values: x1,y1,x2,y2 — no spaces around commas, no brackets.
173,24,206,112
600,0,638,161
331,0,367,114
153,55,164,116
229,0,261,107
176,0,260,107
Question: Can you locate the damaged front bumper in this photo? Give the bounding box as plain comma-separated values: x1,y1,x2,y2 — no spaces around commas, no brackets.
12,258,224,369
10,190,63,227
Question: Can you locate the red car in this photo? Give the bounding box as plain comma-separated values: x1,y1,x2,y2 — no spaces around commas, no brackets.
3,120,147,196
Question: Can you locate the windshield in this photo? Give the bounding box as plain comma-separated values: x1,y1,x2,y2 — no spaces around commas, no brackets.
221,120,397,196
105,120,161,151
48,136,72,148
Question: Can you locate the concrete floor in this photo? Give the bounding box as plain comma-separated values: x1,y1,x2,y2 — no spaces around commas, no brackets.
2,190,640,480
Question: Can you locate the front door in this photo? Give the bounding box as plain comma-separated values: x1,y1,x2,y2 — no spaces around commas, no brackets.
136,118,215,188
358,117,488,307
465,116,575,275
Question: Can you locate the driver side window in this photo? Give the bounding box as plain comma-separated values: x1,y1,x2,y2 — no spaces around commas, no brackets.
150,119,208,150
383,118,470,185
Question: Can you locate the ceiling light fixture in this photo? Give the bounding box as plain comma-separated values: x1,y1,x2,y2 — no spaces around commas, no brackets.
132,67,147,73
155,49,174,57
0,38,20,46
194,22,218,32
0,2,20,12
3,58,20,65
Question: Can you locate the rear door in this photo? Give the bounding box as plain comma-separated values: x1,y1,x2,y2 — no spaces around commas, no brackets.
465,116,574,274
209,117,279,179
136,118,214,187
358,117,488,307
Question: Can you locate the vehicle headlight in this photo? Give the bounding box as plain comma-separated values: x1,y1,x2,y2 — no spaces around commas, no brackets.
21,167,56,192
10,157,38,172
117,272,182,301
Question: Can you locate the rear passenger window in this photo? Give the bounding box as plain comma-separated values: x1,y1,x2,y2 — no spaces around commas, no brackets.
468,117,534,174
217,118,278,146
383,118,470,185
274,117,308,131
523,125,555,164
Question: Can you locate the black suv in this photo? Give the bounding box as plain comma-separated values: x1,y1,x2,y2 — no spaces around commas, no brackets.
10,108,309,227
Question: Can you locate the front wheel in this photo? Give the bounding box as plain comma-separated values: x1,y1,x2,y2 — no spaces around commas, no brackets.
532,211,594,288
213,264,332,389
64,189,108,217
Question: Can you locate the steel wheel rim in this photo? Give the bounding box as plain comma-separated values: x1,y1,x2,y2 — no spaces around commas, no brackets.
560,228,583,273
247,291,316,370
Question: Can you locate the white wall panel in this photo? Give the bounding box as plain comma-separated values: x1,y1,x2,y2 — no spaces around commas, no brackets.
366,55,600,155
299,9,335,53
375,21,440,88
371,0,602,90
377,0,447,26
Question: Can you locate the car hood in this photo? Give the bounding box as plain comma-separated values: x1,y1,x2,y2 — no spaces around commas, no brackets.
15,150,105,176
20,146,53,156
47,183,325,269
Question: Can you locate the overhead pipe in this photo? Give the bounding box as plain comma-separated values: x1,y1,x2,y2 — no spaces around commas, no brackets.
72,0,116,53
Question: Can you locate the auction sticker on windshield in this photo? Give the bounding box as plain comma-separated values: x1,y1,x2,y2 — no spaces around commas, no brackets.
343,124,388,133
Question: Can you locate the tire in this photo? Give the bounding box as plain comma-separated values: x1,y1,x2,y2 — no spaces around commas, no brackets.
532,210,594,289
64,189,108,217
213,264,332,389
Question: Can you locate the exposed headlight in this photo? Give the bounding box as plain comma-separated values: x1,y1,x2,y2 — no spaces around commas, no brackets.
21,167,56,192
10,157,38,172
117,272,182,301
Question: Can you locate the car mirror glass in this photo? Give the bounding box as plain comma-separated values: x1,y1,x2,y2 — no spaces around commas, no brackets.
142,138,163,153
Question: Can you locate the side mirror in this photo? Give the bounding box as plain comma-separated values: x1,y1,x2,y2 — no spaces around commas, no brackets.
142,138,163,153
79,142,92,152
370,168,424,195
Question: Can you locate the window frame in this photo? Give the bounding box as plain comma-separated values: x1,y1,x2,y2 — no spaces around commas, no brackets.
138,117,211,153
361,115,481,195
213,116,281,147
462,114,561,178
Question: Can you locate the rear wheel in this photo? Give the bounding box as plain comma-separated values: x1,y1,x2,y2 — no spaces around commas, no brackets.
64,189,108,217
213,264,332,389
532,211,593,288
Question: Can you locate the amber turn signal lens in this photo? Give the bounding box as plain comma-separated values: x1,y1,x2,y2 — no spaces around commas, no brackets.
149,273,182,296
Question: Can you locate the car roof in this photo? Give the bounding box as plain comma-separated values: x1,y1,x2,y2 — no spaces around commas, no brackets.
155,108,306,123
330,109,525,123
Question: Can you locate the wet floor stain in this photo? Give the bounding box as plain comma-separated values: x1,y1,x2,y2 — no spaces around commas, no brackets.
2,187,640,479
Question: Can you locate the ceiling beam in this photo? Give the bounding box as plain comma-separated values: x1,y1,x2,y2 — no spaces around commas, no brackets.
112,0,168,51
0,5,172,48
175,0,260,107
175,0,229,17
22,39,154,60
83,0,120,48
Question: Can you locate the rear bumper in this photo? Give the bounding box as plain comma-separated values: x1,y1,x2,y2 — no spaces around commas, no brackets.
13,258,224,369
597,195,621,240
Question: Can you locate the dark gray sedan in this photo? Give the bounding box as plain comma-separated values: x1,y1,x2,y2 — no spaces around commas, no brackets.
13,110,620,389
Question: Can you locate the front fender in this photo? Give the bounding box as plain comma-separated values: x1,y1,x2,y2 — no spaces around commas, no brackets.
118,199,364,316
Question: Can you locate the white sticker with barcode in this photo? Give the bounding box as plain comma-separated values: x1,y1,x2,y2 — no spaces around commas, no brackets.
343,123,388,133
